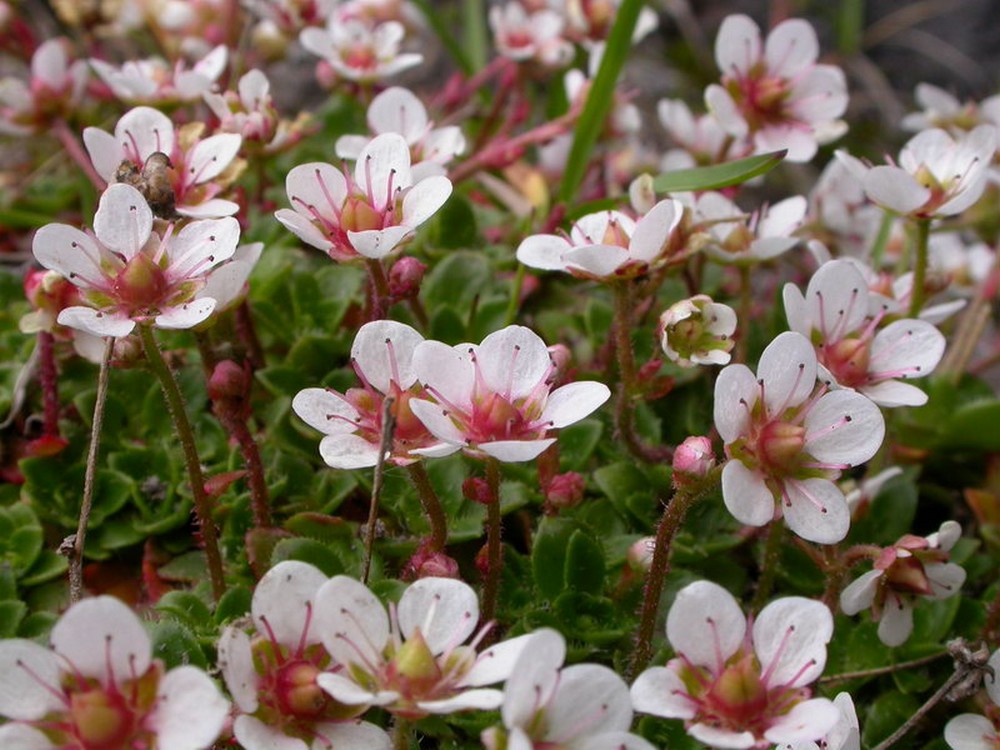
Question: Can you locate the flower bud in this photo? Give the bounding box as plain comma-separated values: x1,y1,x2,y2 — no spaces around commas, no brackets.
208,360,249,402
627,536,655,571
462,477,493,505
388,257,427,300
546,344,572,380
545,472,585,510
658,295,736,368
673,436,715,488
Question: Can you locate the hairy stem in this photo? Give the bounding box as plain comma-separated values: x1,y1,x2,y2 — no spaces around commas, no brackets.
629,467,721,679
363,396,396,583
908,217,931,317
227,413,272,529
821,650,948,684
139,325,226,601
407,462,448,551
751,521,785,612
37,331,60,437
68,337,114,603
366,258,390,321
482,457,503,628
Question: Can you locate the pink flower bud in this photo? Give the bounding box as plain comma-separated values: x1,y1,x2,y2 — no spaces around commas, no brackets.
673,435,715,488
546,344,571,379
627,537,655,571
208,360,249,402
388,257,427,300
414,550,460,579
462,477,493,505
545,472,585,510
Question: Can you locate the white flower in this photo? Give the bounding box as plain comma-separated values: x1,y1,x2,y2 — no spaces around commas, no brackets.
300,19,423,83
276,133,452,262
90,45,228,104
204,69,292,152
902,83,1000,134
714,331,885,543
293,320,448,468
516,200,684,280
705,14,848,162
658,294,737,367
218,561,391,750
408,325,611,462
840,521,966,647
695,191,807,265
631,580,838,749
658,98,741,170
489,2,574,67
33,183,240,336
0,38,88,135
335,87,466,179
776,692,860,750
83,106,243,218
313,576,531,718
482,628,655,750
836,125,997,219
783,259,947,407
0,596,229,750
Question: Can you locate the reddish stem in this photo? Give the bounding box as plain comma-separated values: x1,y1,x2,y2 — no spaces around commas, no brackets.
37,331,60,437
53,118,105,191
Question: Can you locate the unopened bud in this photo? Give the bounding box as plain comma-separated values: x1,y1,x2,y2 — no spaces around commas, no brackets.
546,344,571,379
208,360,249,402
627,537,655,571
251,20,289,60
388,257,427,300
545,472,585,510
415,551,460,579
672,435,715,488
462,477,493,505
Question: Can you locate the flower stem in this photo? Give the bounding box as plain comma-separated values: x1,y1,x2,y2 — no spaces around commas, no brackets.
736,266,752,364
820,650,948,684
68,337,113,604
37,331,60,437
504,263,526,327
366,258,390,321
363,396,396,583
53,118,105,191
407,462,448,551
869,210,895,267
629,467,720,679
751,521,784,612
226,410,272,529
138,325,226,601
392,717,410,750
481,457,503,628
908,218,931,317
940,260,1000,383
235,300,266,370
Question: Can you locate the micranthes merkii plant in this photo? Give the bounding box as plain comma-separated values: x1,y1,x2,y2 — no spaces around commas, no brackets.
4,2,1000,750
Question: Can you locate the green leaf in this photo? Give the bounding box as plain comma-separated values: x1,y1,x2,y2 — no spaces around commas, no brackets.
532,516,577,599
215,585,252,625
937,398,1000,451
271,538,345,577
652,150,788,193
427,194,478,249
19,550,69,587
558,0,645,202
564,530,605,595
156,591,212,628
0,600,26,637
423,251,491,309
558,419,604,470
157,551,208,582
862,691,920,748
149,620,208,670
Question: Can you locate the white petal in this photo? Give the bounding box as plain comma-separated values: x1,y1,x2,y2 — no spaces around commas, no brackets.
315,672,385,706
864,167,930,214
237,69,270,108
292,388,360,434
540,382,611,428
546,663,633,737
561,245,629,278
336,135,370,161
32,224,105,288
50,596,151,685
318,434,381,469
629,199,682,262
763,698,839,744
417,688,503,713
217,626,258,713
352,320,424,393
0,641,63,720
114,106,174,163
275,208,331,253
408,398,467,446
401,175,452,226
689,723,756,748
252,560,328,647
94,183,153,258
667,580,746,670
781,477,850,544
925,562,966,600
757,332,817,417
355,133,412,210
314,576,389,670
516,234,572,271
754,597,832,687
461,632,535,688
368,87,428,141
705,84,749,137
630,665,696,720
199,241,262,310
347,226,412,259
168,217,240,277
805,260,870,341
57,307,135,337
876,594,913,647
0,724,54,750
722,460,775,527
176,198,240,218
870,319,945,380
477,326,550,401
986,651,1000,706
154,299,217,329
480,438,556,462
840,570,881,615
412,341,475,410
186,134,241,184
860,380,928,407
397,577,479,654
500,630,564,726
312,721,391,750
714,364,757,443
715,14,761,77
804,389,885,466
151,666,229,750
234,715,307,750
285,162,348,223
764,19,818,77
944,714,998,750
82,127,120,182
